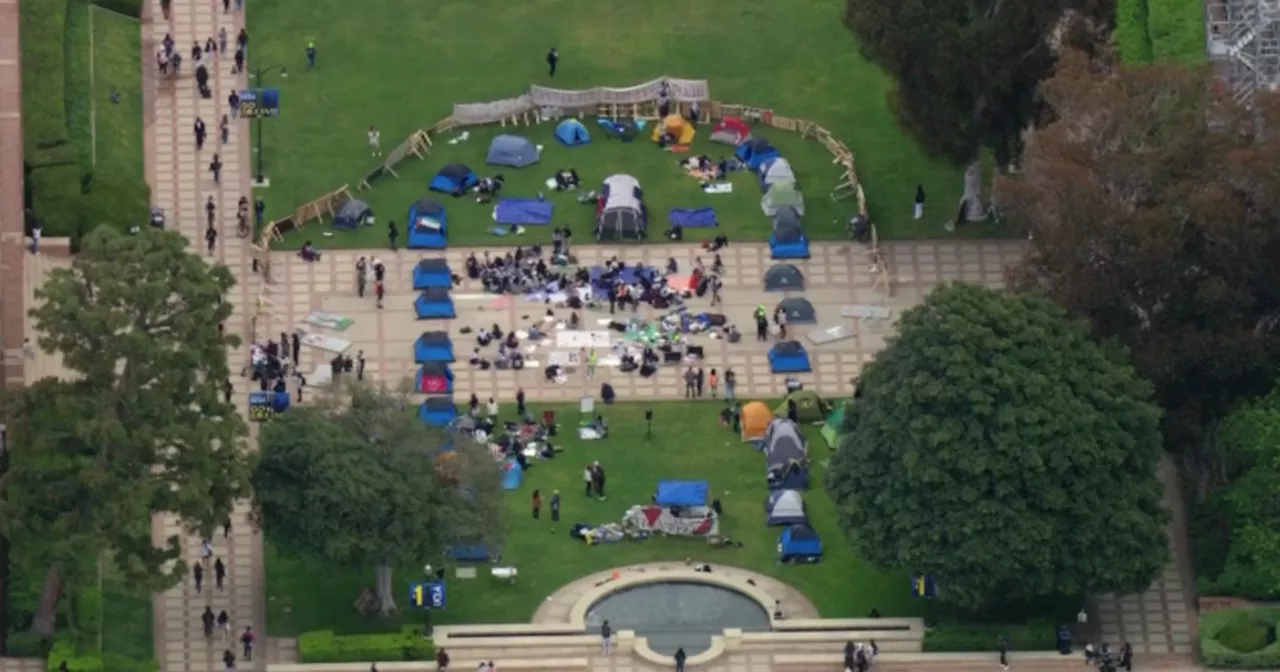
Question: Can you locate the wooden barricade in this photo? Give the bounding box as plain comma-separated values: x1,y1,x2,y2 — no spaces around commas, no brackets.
868,225,891,297
292,185,349,228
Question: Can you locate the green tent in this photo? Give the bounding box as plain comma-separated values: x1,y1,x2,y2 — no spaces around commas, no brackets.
821,402,846,447
775,388,829,423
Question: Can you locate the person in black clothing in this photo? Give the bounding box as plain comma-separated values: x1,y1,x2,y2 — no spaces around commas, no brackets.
214,557,226,589
516,387,526,416
205,226,218,255
388,221,398,251
201,606,215,637
674,647,686,672
998,636,1009,671
755,313,768,341
223,379,233,404
291,332,300,364
356,350,366,380
546,48,559,77
194,117,207,150
1120,642,1133,671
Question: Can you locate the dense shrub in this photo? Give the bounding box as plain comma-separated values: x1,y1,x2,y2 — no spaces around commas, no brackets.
1115,0,1154,63
46,638,157,672
297,628,435,663
1147,0,1207,63
18,0,72,164
1201,608,1280,669
923,620,1058,652
91,0,143,17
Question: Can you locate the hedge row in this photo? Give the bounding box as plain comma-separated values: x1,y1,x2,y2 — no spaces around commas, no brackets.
91,0,143,17
46,638,157,672
1147,0,1207,64
298,628,435,663
19,0,73,165
1115,0,1154,63
922,620,1058,652
1201,607,1280,669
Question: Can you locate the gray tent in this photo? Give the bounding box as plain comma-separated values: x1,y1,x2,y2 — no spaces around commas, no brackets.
759,158,796,190
486,135,540,168
777,297,817,324
766,489,808,526
602,174,643,210
333,199,373,230
772,207,804,243
763,264,804,292
765,419,807,470
762,182,805,217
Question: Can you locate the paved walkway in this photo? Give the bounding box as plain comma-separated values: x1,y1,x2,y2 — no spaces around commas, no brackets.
141,0,268,669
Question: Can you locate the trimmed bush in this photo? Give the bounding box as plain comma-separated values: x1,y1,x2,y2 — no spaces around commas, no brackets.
923,619,1057,652
46,637,157,672
19,0,72,162
298,628,435,663
72,587,104,649
1147,0,1207,64
1115,0,1154,63
1201,607,1280,669
91,0,144,17
31,165,86,238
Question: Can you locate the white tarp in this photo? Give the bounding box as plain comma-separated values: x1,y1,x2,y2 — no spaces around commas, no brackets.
622,505,719,537
556,331,612,348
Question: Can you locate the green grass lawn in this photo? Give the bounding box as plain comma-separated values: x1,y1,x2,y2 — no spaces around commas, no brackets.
248,0,1003,247
265,400,940,636
88,6,144,182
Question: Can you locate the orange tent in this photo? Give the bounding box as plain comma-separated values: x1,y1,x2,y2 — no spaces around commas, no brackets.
741,401,773,442
651,114,696,145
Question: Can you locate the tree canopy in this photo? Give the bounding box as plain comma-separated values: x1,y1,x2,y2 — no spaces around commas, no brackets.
997,56,1280,485
0,226,249,588
826,283,1169,610
842,0,1107,217
253,382,504,615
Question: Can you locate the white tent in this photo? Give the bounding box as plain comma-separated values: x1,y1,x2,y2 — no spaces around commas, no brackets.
766,489,808,526
760,158,796,188
602,174,642,211
765,419,807,470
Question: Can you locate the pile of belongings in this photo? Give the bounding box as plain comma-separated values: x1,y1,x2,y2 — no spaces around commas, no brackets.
570,522,640,545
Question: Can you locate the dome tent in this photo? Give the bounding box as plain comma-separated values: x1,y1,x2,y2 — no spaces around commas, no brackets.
555,118,591,146
763,264,804,291
762,182,805,217
333,198,373,230
776,297,817,325
741,401,773,442
758,157,796,191
486,135,540,168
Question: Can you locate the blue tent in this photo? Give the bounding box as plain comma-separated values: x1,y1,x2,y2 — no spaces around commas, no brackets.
419,397,458,427
769,207,809,259
408,199,447,250
769,341,812,374
654,480,709,507
414,331,455,363
766,490,808,526
416,361,455,394
778,524,824,563
768,461,812,491
486,134,540,168
502,459,524,490
736,136,780,171
555,118,591,146
414,288,456,320
429,163,479,196
449,544,496,562
333,199,372,230
412,258,453,289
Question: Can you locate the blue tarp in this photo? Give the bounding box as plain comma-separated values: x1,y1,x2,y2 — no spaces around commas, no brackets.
412,259,453,290
408,199,448,250
769,341,812,374
555,119,591,146
419,397,458,427
449,544,495,562
668,207,718,229
415,289,456,320
769,232,810,260
654,480,709,507
494,198,554,226
502,459,524,490
414,331,455,363
779,524,824,561
589,264,658,293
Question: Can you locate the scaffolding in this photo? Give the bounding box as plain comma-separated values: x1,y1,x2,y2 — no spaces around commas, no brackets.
1206,0,1280,104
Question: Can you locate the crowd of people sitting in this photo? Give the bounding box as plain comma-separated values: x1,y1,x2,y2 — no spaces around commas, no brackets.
552,167,581,191
467,322,530,371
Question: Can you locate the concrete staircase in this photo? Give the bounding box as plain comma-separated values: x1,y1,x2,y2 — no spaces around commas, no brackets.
774,651,1202,671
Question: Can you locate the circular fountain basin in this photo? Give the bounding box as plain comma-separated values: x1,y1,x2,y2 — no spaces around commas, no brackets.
584,580,771,655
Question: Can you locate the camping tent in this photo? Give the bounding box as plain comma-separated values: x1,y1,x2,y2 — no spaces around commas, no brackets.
741,401,773,442
765,419,808,470
408,199,447,249
502,458,524,490
412,258,453,290
736,136,780,171
759,157,796,191
769,341,812,373
598,117,640,141
596,207,646,241
486,135,540,168
777,388,830,423
419,397,458,427
768,461,811,491
778,524,824,563
654,480,709,507
416,361,455,394
762,182,805,217
414,287,457,319
651,114,695,144
333,199,372,230
766,489,808,526
710,116,750,145
414,331,455,363
821,402,845,447
555,118,591,146
601,174,643,210
770,207,809,260
777,297,817,325
763,264,804,292
429,164,478,197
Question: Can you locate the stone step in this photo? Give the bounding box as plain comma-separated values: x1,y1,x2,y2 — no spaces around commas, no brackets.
773,651,1201,672
266,658,591,672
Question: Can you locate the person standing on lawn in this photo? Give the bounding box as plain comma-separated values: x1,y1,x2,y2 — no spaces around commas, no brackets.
546,48,559,77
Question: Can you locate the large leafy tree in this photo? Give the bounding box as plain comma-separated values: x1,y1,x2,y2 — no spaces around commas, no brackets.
253,381,504,616
827,283,1169,609
0,226,250,590
842,0,1109,219
997,55,1280,490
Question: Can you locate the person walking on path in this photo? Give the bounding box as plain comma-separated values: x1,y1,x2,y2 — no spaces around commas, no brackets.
674,647,686,672
914,184,926,220
193,563,204,593
546,48,559,77
435,648,450,672
206,225,218,256
217,610,230,640
708,369,718,398
683,366,697,398
356,257,368,297
600,620,612,655
210,153,223,184
194,117,207,150
997,636,1009,671
222,649,236,672
205,196,217,228
214,557,226,589
201,607,215,638
240,626,255,660
696,367,705,398
585,348,597,379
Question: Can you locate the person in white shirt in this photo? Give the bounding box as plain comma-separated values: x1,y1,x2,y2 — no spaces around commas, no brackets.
368,126,381,157
486,398,499,419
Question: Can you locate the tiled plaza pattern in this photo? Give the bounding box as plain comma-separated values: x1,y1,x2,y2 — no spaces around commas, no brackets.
1,0,27,390
0,0,1201,669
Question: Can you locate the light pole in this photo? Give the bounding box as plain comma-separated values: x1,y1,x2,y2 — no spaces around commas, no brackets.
250,64,287,187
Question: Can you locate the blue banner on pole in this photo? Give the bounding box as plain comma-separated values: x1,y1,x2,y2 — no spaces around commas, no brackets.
911,574,938,599
409,582,446,609
238,88,281,118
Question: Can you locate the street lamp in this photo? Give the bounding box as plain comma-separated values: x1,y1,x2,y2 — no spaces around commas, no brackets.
250,64,287,187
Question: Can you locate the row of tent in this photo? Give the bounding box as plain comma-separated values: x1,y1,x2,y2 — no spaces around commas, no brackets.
708,116,810,260
757,415,825,563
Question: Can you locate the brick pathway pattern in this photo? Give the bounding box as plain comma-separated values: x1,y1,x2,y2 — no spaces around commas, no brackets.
1,0,27,389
